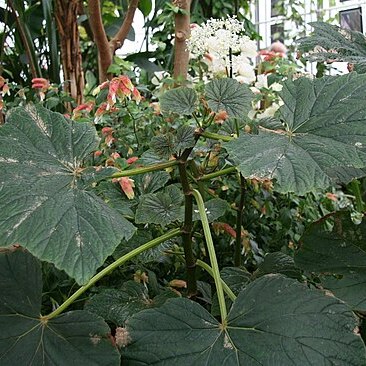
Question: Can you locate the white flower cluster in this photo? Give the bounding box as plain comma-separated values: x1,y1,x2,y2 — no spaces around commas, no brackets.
187,16,257,84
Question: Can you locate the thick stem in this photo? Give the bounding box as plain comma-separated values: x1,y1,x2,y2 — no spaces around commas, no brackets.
88,0,112,82
89,0,139,82
196,259,236,301
173,0,191,81
43,228,182,320
178,160,197,296
110,0,139,53
110,160,179,179
199,166,237,181
200,131,234,142
192,189,227,321
234,175,245,266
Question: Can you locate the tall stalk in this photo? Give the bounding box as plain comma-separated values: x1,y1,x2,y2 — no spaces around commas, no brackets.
234,175,245,266
192,189,227,321
178,159,197,296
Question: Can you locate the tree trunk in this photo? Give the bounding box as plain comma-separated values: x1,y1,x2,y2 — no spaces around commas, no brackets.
173,0,192,82
55,0,85,105
88,0,139,83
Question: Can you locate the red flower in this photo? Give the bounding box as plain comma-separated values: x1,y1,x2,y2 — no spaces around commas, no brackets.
126,156,138,165
112,177,135,199
31,78,50,91
102,126,113,135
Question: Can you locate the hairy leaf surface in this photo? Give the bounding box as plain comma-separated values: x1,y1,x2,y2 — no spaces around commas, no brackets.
160,87,197,115
225,74,366,194
0,105,135,284
298,22,366,73
205,78,253,117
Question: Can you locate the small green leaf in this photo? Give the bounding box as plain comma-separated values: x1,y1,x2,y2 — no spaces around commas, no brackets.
86,281,178,325
138,0,152,16
134,171,171,195
0,105,136,284
160,87,197,115
135,185,184,226
123,275,365,365
151,133,175,159
295,212,366,311
175,125,196,155
205,78,254,117
0,250,120,366
193,198,230,223
220,267,251,295
225,74,366,194
254,252,302,280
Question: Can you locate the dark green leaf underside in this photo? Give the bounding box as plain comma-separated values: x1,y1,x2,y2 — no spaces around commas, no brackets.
123,275,365,365
295,212,366,311
0,250,120,366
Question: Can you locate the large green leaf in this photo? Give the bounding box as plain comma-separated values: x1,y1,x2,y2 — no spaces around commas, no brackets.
225,73,366,194
0,250,120,366
295,212,366,311
123,275,365,365
0,105,136,284
298,22,366,73
205,78,253,118
160,87,197,115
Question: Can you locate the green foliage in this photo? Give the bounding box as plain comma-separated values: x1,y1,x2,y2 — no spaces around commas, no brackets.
205,78,254,117
0,105,135,284
295,212,366,311
159,87,198,115
123,275,365,365
225,73,366,194
135,185,184,226
85,281,177,325
298,22,366,73
0,250,120,366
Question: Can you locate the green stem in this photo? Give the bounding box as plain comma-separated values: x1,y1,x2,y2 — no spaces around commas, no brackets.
196,259,236,301
349,179,365,212
110,160,179,179
200,131,234,142
43,228,182,320
192,189,227,321
234,175,245,267
178,161,197,296
199,166,237,181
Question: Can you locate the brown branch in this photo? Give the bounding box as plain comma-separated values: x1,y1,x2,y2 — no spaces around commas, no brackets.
88,0,140,82
88,0,112,82
173,0,191,82
110,0,139,53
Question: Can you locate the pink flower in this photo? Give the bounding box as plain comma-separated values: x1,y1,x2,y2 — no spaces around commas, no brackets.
112,177,135,199
126,156,138,165
94,150,103,157
73,101,94,113
31,78,50,91
102,127,113,135
111,152,121,159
